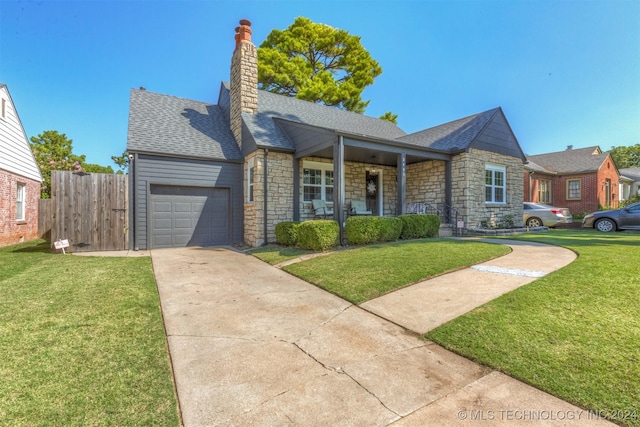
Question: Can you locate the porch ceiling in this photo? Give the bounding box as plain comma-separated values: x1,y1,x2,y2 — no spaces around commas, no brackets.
275,118,451,166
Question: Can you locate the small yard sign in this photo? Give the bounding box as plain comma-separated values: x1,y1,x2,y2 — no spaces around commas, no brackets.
457,220,465,229
54,239,70,254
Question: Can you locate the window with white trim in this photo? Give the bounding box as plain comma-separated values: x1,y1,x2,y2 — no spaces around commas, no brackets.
538,179,551,203
16,183,25,221
567,179,581,200
247,158,255,203
303,161,333,202
485,165,506,204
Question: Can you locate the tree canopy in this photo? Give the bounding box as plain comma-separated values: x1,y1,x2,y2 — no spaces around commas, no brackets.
609,144,640,169
30,130,114,198
257,17,383,114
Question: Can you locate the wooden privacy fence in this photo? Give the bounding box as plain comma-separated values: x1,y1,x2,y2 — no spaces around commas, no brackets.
38,199,52,239
50,171,128,252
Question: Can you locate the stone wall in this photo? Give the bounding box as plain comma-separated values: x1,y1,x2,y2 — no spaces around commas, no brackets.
406,160,446,207
451,149,524,228
244,150,294,246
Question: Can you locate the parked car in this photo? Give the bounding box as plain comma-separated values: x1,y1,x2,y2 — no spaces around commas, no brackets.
523,202,573,227
581,201,640,232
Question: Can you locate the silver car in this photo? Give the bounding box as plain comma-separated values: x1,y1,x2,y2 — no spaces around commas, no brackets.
523,202,573,227
582,201,640,232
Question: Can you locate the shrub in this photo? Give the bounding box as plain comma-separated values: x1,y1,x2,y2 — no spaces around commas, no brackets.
297,220,340,251
275,221,301,246
398,214,440,239
377,217,403,242
345,216,404,245
345,216,379,245
498,214,515,229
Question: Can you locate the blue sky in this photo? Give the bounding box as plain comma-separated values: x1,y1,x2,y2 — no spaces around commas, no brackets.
1,0,638,168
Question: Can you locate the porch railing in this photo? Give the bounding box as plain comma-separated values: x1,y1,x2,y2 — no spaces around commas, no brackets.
405,202,461,236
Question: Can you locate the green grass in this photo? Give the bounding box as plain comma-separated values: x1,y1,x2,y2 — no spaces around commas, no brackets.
282,239,510,304
426,230,640,427
248,245,314,265
0,240,180,427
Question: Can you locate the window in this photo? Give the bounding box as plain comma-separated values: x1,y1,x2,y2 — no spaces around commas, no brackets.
303,161,333,202
485,165,506,204
16,183,25,221
247,158,255,203
567,179,581,200
538,179,551,203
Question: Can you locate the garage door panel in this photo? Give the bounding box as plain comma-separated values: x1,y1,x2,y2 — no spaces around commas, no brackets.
150,185,230,248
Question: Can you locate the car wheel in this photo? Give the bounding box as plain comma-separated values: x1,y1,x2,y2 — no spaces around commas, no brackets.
526,217,542,227
595,218,616,232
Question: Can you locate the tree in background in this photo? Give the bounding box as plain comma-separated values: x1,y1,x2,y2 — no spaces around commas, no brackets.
30,130,113,198
609,144,640,169
111,151,129,174
258,17,387,114
378,111,398,124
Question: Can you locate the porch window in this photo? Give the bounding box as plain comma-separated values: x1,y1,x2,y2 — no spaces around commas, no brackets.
485,165,506,204
567,179,581,200
16,182,25,221
247,158,254,203
538,179,551,203
303,161,333,202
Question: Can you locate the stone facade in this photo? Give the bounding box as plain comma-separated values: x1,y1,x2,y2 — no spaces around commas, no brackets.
244,150,295,246
0,169,40,247
451,148,524,228
406,160,447,207
230,21,258,147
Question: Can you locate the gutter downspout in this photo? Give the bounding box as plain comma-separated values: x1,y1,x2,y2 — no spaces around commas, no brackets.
131,153,138,251
263,149,269,246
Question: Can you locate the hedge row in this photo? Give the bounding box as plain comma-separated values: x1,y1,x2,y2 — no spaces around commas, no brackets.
275,214,440,250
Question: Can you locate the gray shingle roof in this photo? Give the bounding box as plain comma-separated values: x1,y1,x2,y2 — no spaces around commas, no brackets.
524,160,556,174
221,82,406,150
127,89,241,160
526,146,607,174
397,108,499,151
620,167,640,181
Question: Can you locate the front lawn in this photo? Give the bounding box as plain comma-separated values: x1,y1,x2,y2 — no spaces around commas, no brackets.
0,240,180,426
427,230,639,426
281,239,510,304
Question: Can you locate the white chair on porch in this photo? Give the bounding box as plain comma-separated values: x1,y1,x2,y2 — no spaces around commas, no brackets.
312,199,334,219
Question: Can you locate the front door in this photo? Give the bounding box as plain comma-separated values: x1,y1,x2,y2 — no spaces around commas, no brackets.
366,171,379,215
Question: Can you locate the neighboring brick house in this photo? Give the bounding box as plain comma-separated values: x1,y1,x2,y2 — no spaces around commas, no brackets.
0,83,43,247
127,20,526,249
524,146,620,215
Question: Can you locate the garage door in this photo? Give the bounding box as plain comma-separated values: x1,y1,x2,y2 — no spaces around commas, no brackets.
150,185,230,248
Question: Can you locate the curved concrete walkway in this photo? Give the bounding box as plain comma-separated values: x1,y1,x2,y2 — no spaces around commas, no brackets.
151,240,614,427
361,239,578,334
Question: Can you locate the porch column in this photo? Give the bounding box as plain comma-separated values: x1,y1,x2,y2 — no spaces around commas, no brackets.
445,160,452,223
293,158,300,221
333,136,345,244
397,153,406,215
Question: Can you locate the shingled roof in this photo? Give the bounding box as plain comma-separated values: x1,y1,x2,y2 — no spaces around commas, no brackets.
397,108,499,151
127,88,241,160
220,82,407,150
525,146,609,174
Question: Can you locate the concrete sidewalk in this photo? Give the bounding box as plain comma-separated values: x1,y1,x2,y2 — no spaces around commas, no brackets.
151,241,613,427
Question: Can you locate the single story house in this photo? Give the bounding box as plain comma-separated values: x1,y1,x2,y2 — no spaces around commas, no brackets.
524,146,620,214
126,20,525,249
0,83,43,247
619,167,640,202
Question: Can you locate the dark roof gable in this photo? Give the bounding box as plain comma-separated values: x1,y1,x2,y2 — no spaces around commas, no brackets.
397,107,525,160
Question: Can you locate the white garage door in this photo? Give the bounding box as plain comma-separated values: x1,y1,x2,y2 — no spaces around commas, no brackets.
150,185,230,248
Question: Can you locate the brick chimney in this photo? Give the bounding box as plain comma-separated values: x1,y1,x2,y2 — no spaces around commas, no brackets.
230,19,258,148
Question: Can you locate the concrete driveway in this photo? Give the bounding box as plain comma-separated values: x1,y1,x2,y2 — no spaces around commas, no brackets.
151,243,613,426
